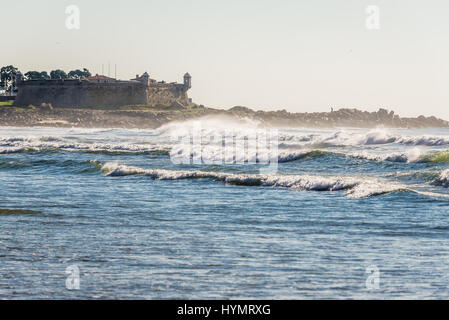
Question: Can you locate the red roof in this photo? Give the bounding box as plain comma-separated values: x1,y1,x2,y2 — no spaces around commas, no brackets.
87,74,115,81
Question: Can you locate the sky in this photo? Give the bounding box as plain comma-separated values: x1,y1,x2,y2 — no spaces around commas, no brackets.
2,0,449,119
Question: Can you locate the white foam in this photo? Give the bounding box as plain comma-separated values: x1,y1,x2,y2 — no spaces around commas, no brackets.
0,147,26,154
100,162,404,198
277,150,319,163
156,115,262,137
436,169,449,188
346,181,405,198
169,144,315,164
101,162,148,176
0,136,170,154
349,148,425,163
279,129,449,147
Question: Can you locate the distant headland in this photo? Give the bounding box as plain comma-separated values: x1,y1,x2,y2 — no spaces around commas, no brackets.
0,104,447,129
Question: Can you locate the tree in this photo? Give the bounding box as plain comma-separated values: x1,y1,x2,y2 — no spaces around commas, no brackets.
40,71,50,79
25,71,42,80
24,71,50,80
82,68,92,78
0,65,19,91
50,69,68,80
68,68,91,79
24,71,40,80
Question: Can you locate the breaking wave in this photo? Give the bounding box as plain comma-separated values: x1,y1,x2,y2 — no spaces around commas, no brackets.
384,169,449,192
0,136,170,155
157,120,449,147
0,157,103,173
277,150,329,163
2,134,449,167
100,162,409,199
168,144,449,165
434,169,449,188
350,149,449,164
169,144,332,164
279,130,449,147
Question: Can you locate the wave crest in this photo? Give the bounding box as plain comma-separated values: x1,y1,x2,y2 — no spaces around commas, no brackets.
0,136,170,155
280,130,449,147
435,169,449,188
101,162,406,198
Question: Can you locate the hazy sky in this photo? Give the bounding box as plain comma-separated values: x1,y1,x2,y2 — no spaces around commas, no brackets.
3,0,449,119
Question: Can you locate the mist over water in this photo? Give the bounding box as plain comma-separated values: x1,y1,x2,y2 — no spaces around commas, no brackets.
1,120,449,299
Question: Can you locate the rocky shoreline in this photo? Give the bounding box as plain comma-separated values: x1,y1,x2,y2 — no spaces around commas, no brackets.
0,104,448,129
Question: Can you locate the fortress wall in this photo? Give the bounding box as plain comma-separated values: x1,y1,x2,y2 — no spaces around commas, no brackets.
15,83,148,108
15,81,190,108
0,96,15,102
85,84,148,108
146,85,189,106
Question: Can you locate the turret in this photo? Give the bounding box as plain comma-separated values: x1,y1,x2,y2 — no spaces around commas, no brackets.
141,72,150,86
13,72,23,94
183,72,191,89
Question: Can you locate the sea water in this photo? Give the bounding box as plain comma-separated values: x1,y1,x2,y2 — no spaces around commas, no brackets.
1,118,449,299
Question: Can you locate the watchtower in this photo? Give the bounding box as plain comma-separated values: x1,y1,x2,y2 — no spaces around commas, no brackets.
141,72,150,86
183,72,191,89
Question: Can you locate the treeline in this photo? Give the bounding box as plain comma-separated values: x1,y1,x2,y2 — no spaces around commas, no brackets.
1,65,92,92
24,68,91,80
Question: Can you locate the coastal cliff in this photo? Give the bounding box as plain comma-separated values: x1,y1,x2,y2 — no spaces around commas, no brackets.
0,104,447,129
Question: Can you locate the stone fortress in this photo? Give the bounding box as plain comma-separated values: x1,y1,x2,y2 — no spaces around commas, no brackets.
15,71,192,108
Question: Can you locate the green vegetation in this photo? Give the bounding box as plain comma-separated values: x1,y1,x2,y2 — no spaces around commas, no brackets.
24,71,50,80
0,65,19,92
49,68,91,80
112,104,207,114
67,68,91,79
22,69,91,80
50,69,68,80
0,100,14,106
1,65,93,85
117,104,177,111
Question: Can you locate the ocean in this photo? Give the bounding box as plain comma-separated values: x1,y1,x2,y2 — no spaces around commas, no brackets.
1,117,449,299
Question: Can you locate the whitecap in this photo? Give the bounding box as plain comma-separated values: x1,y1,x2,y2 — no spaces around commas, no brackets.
100,163,406,199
